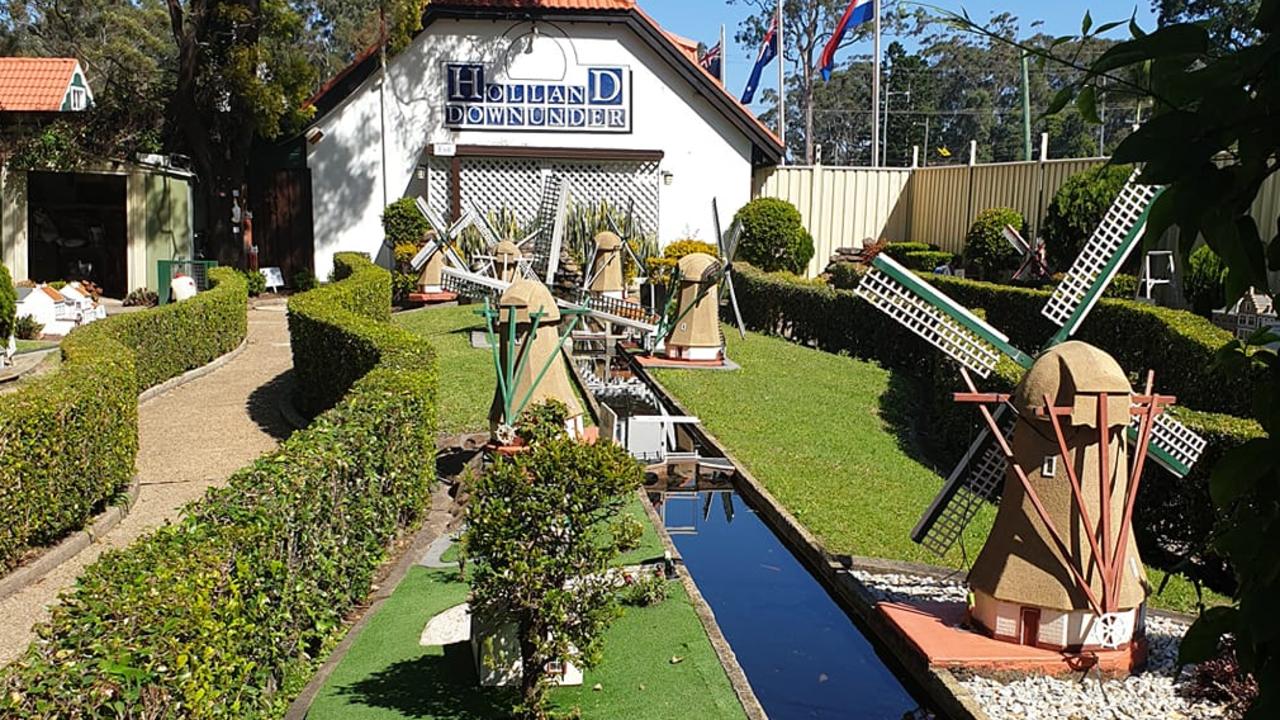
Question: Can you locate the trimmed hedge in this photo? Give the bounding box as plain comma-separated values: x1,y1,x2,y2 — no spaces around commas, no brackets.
288,253,397,416
902,251,955,272
1,252,438,718
732,263,1260,591
0,268,247,571
0,262,15,341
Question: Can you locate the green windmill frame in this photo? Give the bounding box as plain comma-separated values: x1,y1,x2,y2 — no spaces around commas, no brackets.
480,297,587,428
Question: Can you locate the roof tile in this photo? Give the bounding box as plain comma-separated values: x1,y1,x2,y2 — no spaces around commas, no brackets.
0,58,79,112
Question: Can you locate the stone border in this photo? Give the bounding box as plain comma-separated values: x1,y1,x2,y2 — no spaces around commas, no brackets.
138,338,249,404
636,366,991,720
636,488,769,720
0,477,141,602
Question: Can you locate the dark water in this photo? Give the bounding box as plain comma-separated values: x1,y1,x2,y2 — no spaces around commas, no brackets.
657,490,930,720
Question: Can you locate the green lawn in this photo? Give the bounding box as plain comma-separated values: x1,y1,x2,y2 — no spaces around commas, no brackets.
15,339,57,354
653,327,1223,614
395,306,492,434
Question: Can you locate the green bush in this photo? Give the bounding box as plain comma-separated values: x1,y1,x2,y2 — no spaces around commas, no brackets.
733,197,814,274
827,261,863,290
0,262,14,341
0,251,438,718
289,252,427,416
646,239,719,286
382,197,430,249
883,241,933,260
731,262,1259,592
965,207,1024,277
1043,164,1132,269
244,268,267,297
0,268,247,571
1185,245,1228,317
902,251,955,272
1104,273,1140,299
292,269,318,291
13,314,42,340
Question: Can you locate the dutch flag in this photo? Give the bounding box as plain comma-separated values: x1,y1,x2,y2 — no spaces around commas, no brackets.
818,0,875,82
741,16,778,105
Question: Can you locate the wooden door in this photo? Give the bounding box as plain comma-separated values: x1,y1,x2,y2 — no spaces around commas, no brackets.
251,168,314,285
1019,607,1041,647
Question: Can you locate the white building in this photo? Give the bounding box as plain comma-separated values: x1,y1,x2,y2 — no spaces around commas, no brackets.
302,0,783,280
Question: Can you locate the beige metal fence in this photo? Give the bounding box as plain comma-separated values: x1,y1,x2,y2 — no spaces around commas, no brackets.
754,158,1107,275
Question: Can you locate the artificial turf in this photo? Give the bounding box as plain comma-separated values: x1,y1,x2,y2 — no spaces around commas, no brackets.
652,326,1225,614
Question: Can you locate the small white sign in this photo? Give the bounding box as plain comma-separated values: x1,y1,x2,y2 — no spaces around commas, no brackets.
260,267,285,292
434,142,457,157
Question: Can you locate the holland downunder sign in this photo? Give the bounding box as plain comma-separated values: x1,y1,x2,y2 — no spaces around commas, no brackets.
444,63,632,133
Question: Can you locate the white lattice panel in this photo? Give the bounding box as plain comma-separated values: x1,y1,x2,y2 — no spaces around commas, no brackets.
856,269,1002,377
1043,176,1160,331
1141,412,1208,475
426,157,660,234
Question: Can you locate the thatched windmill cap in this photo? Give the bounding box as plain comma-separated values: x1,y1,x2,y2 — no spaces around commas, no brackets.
594,231,622,251
495,240,521,260
677,252,719,284
498,279,561,325
1012,341,1131,428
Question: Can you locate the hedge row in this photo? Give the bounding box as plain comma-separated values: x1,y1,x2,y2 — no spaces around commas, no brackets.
0,268,247,571
732,263,1261,591
1,253,439,718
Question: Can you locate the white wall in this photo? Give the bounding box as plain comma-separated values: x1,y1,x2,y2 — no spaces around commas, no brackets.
308,17,758,280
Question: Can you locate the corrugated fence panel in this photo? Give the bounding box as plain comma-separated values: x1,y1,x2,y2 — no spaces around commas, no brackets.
754,166,911,276
969,162,1041,236
909,166,971,253
1037,159,1107,235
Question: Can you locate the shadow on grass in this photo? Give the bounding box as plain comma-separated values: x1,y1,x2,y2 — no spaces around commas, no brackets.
876,371,943,472
334,642,516,720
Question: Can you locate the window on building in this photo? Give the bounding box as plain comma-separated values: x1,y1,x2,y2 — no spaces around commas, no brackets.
68,86,88,111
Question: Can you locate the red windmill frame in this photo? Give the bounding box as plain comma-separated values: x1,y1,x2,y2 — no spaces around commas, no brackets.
953,369,1176,616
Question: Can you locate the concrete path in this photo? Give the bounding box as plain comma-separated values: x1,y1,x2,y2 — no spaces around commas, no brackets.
0,303,295,666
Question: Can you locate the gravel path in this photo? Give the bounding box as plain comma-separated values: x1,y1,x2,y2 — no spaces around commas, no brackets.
0,304,295,667
852,570,1232,720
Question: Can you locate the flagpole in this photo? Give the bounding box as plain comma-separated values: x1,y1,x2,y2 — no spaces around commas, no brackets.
777,0,786,164
871,0,881,167
720,24,727,85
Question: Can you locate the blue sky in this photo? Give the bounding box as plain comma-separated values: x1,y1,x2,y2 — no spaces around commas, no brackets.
639,0,1158,110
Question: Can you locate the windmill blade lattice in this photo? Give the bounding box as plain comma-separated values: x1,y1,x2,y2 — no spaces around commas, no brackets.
526,175,570,284
856,255,1030,378
441,266,510,302
572,292,662,335
913,409,1015,557
712,198,747,340
1142,413,1207,478
1042,176,1162,339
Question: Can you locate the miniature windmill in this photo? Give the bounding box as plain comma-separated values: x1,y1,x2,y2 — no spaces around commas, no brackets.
409,197,477,293
586,231,626,298
855,172,1206,557
482,278,588,443
652,199,747,360
520,174,570,285
1003,224,1051,281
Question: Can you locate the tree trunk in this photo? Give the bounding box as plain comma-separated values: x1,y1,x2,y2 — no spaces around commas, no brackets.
518,626,546,720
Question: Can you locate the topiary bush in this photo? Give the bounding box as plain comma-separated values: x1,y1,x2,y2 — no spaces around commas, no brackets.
733,197,814,274
382,197,429,249
1104,273,1140,299
645,239,718,286
902,250,955,272
0,268,246,571
1185,245,1228,317
1043,164,1132,269
965,207,1024,278
883,241,933,260
0,262,14,342
244,268,267,297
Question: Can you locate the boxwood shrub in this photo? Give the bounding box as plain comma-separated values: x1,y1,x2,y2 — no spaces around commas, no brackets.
0,267,247,571
732,262,1260,591
0,262,15,341
1,252,438,718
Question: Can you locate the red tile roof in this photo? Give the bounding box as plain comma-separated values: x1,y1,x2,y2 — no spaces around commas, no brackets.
0,58,80,112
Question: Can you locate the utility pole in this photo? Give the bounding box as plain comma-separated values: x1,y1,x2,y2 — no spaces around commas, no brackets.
870,0,881,166
1021,52,1032,161
777,0,786,163
720,24,727,85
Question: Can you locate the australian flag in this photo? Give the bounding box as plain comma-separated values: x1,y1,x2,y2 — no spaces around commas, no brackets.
741,16,778,104
818,0,875,81
700,41,723,79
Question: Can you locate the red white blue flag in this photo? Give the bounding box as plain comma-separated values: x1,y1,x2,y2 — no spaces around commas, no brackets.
741,16,778,104
818,0,875,81
700,41,723,79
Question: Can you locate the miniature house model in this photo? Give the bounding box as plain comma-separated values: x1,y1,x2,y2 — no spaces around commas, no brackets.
968,342,1148,651
663,252,723,362
588,231,625,298
1212,288,1276,340
493,240,523,284
488,279,584,438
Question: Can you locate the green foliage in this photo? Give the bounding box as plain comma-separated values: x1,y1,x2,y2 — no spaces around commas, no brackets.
1186,245,1229,317
883,241,934,259
1042,164,1132,269
646,239,719,286
0,263,13,341
732,198,814,274
564,200,656,287
965,207,1024,276
292,269,318,292
465,401,643,718
827,261,863,290
1104,272,1139,299
0,268,246,571
902,251,955,272
122,287,159,307
289,252,433,417
0,293,437,717
621,572,670,608
383,197,430,249
244,268,267,296
13,314,41,340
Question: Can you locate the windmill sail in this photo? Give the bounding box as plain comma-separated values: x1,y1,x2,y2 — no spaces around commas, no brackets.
913,408,1014,556
441,265,510,302
856,255,1033,377
569,293,661,335
712,198,747,340
1042,176,1162,341
1142,412,1207,478
525,175,570,284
